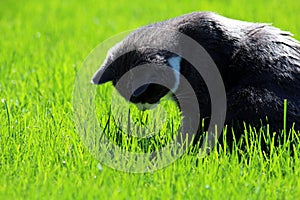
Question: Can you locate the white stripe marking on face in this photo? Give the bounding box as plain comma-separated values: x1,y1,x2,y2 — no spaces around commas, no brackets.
167,56,181,92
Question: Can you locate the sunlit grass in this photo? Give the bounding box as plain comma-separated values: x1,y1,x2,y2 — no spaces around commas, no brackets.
1,0,300,199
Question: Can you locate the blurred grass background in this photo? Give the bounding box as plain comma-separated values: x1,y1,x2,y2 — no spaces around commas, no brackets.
1,0,300,199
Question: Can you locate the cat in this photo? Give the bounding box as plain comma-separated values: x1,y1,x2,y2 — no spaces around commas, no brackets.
91,12,300,146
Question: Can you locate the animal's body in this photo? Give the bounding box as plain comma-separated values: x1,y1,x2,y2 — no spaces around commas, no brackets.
92,12,300,144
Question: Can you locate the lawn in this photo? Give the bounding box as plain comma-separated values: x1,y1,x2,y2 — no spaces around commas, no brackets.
1,0,300,199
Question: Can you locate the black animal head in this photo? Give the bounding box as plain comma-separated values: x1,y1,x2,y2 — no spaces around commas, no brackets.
91,44,182,110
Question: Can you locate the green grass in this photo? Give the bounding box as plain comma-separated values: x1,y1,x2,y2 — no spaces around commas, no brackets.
1,0,300,199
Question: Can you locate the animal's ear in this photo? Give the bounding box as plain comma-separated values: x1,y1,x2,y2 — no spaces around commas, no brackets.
91,64,115,85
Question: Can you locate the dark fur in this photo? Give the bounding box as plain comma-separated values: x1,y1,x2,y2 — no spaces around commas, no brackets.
92,12,300,145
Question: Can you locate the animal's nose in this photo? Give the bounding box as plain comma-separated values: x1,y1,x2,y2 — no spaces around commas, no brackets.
132,84,149,97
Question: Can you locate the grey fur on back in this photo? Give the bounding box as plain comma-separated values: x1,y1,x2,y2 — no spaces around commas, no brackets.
147,12,300,131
